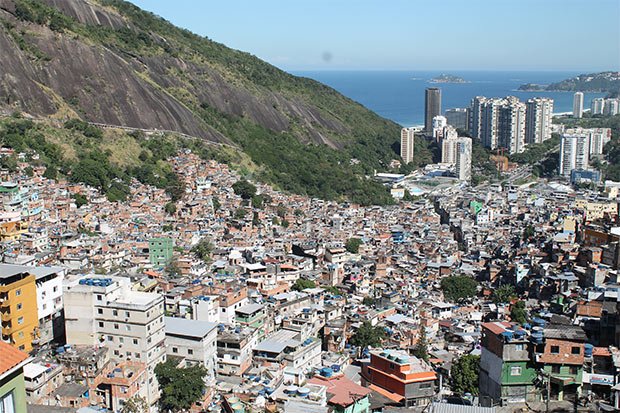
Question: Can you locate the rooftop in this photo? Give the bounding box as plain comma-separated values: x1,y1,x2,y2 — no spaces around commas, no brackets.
165,316,218,339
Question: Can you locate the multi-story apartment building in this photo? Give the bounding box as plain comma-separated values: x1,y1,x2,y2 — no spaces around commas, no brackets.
559,132,590,176
164,317,218,383
441,136,458,165
216,326,258,376
573,92,584,118
525,98,554,144
63,276,166,407
425,88,442,133
400,127,415,164
497,97,526,154
603,98,619,116
361,349,437,407
455,137,472,181
479,322,538,404
591,98,605,115
444,107,469,130
0,266,38,351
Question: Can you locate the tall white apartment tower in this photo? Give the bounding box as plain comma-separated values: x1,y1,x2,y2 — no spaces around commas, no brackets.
573,92,584,118
525,98,554,144
441,136,458,165
559,132,590,176
591,98,605,115
498,97,526,154
455,137,472,181
400,127,415,164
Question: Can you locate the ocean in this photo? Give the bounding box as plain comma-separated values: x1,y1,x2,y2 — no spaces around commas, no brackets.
292,70,607,127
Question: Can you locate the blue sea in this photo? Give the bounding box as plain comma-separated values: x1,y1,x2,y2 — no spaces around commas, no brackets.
292,70,607,127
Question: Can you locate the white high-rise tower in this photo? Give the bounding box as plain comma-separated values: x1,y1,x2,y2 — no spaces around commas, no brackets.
400,127,415,164
573,92,584,118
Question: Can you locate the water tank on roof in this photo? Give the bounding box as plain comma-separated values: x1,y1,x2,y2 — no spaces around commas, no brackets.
584,344,594,358
297,387,310,397
320,367,333,378
331,364,341,372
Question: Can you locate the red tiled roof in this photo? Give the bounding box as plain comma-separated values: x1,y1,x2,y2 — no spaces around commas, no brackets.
593,347,612,357
0,342,28,376
367,383,404,403
482,321,511,335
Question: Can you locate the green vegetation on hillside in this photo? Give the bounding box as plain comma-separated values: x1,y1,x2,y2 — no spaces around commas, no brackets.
6,0,407,204
510,134,560,165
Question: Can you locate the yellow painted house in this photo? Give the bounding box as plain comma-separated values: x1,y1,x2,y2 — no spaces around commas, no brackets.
0,267,38,352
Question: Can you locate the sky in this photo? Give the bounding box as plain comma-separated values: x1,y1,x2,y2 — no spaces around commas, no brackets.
129,0,620,72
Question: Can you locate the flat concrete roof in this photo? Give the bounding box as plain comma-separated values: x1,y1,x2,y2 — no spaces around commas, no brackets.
165,317,218,339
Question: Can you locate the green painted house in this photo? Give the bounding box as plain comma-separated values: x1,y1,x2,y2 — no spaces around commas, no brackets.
148,237,174,267
0,342,30,413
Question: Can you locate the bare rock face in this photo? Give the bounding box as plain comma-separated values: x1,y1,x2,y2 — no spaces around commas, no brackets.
0,0,358,148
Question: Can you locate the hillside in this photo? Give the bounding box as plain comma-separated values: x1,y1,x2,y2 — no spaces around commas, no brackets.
519,71,620,96
0,0,406,204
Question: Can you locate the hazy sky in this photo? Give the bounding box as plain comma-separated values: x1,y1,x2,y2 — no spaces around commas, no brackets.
130,0,620,72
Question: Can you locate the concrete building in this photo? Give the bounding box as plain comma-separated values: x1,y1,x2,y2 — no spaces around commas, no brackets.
432,115,447,139
164,317,218,382
564,128,612,156
591,98,605,115
525,97,554,144
444,108,469,130
455,137,472,182
63,276,166,407
441,136,458,165
497,97,526,154
469,96,486,139
425,88,441,133
0,342,30,413
400,127,415,164
0,265,38,352
604,98,619,116
479,322,538,405
252,329,322,372
216,326,257,376
573,92,584,118
148,237,173,267
361,349,437,407
559,132,590,176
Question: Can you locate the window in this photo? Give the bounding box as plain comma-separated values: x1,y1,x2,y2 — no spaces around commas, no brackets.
515,344,524,351
550,346,560,354
53,286,58,293
17,317,24,325
125,311,130,318
552,365,560,374
114,324,119,330
107,336,114,342
113,310,118,316
97,308,103,314
135,353,140,358
569,366,578,375
16,303,22,311
420,382,432,389
389,363,395,370
125,325,131,332
133,339,138,345
15,289,21,296
119,338,124,344
188,349,193,355
1,391,16,413
98,322,104,328
172,347,178,354
571,347,581,355
510,366,522,376
96,294,102,301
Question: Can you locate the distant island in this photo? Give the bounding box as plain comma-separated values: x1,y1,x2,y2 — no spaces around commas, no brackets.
429,74,469,84
518,71,620,97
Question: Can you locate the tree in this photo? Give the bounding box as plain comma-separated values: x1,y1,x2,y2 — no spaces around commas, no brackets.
345,238,362,254
164,202,177,215
232,179,256,200
120,396,149,413
511,300,528,324
323,286,342,295
212,196,221,211
251,194,264,209
440,276,478,302
43,165,58,180
191,238,213,262
350,321,385,349
522,224,535,241
362,296,376,306
234,208,247,220
412,325,429,362
492,285,516,304
72,193,88,208
154,359,207,412
451,355,480,395
292,278,315,291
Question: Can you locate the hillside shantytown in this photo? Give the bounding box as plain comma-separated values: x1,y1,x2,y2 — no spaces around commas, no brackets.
1,0,620,413
1,100,620,413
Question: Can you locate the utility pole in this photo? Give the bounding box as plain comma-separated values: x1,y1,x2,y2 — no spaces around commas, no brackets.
546,372,550,413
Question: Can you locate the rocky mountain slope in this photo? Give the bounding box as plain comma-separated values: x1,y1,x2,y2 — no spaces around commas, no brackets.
0,0,407,203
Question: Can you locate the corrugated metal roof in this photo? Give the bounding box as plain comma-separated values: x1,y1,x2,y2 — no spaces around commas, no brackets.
429,403,496,413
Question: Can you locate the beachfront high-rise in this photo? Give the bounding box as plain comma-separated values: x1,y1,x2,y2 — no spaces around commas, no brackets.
400,127,415,164
604,98,620,116
525,98,554,144
445,108,469,130
573,92,584,118
591,98,605,115
424,88,441,133
559,132,589,176
470,96,525,154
